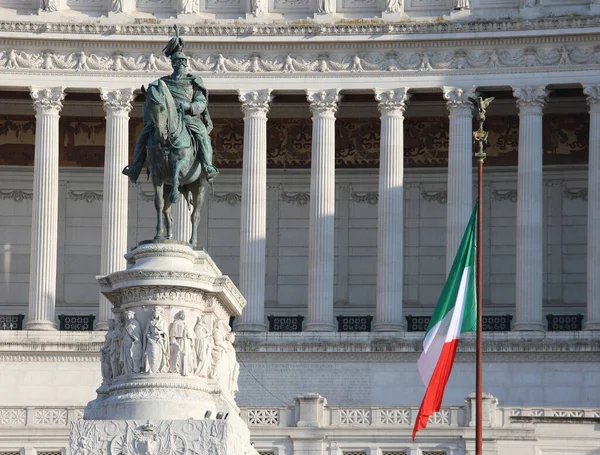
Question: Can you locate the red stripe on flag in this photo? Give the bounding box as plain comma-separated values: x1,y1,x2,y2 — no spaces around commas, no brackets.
412,338,460,440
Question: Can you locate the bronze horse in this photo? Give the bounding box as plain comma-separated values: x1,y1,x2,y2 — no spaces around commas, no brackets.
144,79,208,247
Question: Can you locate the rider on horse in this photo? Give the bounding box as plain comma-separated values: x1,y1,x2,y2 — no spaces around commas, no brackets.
122,27,219,187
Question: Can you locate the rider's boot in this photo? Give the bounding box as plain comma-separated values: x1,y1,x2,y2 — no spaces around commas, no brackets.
122,164,143,183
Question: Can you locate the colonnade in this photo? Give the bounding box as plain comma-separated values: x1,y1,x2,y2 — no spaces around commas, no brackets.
21,85,600,332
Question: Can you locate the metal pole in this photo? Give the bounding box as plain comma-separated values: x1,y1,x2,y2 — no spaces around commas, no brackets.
472,96,493,455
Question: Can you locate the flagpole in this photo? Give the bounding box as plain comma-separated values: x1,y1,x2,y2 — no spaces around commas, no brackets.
472,96,493,455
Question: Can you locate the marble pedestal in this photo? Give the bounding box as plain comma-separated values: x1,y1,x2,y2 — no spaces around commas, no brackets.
69,240,257,455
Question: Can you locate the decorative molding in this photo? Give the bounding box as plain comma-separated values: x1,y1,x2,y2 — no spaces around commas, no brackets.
140,190,155,202
68,190,103,203
492,189,517,202
428,409,450,425
380,409,410,425
421,190,447,204
0,16,598,37
0,409,26,426
340,409,371,425
281,192,310,206
0,44,600,76
211,192,242,205
0,189,33,202
247,409,279,425
34,408,67,425
563,188,588,201
350,191,379,205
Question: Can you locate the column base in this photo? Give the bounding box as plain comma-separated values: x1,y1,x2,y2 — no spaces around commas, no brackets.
373,323,406,332
95,321,109,331
513,321,545,332
304,322,335,332
584,321,600,330
24,320,57,331
235,323,268,332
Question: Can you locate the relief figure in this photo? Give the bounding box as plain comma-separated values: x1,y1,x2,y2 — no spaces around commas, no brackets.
143,307,170,374
121,310,143,375
100,319,115,380
194,315,213,376
170,310,195,376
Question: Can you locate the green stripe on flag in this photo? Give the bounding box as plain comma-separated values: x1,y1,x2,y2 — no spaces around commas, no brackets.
425,201,478,336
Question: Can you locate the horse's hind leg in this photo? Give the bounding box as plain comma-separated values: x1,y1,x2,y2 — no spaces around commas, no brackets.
153,181,166,240
163,185,173,239
190,177,207,247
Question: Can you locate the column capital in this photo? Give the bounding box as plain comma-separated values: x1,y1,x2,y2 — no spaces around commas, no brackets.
30,87,65,116
442,86,477,112
374,88,410,115
238,89,273,117
100,88,135,117
306,89,341,117
512,85,548,110
583,85,600,108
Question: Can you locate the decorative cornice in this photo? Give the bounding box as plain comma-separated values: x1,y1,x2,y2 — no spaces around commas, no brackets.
100,87,135,116
68,190,103,203
30,87,65,115
1,16,600,38
0,189,33,202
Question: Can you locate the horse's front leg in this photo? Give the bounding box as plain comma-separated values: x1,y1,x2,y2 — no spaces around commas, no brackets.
153,181,166,240
189,177,207,247
170,158,182,204
163,185,173,240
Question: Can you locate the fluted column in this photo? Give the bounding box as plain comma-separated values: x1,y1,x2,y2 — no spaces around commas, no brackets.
442,86,477,274
172,202,192,243
305,89,340,331
513,86,548,331
236,89,272,332
96,88,135,330
374,89,410,331
584,85,600,330
26,87,65,330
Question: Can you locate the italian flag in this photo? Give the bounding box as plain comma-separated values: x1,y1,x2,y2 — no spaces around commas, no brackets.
412,202,478,440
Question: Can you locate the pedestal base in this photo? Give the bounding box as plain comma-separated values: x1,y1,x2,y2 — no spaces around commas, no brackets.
69,418,257,455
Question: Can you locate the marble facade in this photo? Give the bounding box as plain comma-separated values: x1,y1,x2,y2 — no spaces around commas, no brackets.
1,0,600,453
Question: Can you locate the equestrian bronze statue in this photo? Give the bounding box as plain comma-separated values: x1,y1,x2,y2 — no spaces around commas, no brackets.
123,26,218,247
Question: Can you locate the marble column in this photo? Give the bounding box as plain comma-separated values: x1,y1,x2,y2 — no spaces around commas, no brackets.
513,86,548,331
305,89,340,331
26,87,65,330
172,202,192,243
236,89,272,332
97,88,135,330
374,89,410,331
584,85,600,330
442,86,477,274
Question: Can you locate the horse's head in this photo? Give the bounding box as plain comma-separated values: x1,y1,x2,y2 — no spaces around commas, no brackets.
145,80,172,145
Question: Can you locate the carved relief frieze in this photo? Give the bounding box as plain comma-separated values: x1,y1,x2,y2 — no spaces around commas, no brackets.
0,189,33,202
68,190,103,203
1,42,600,75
